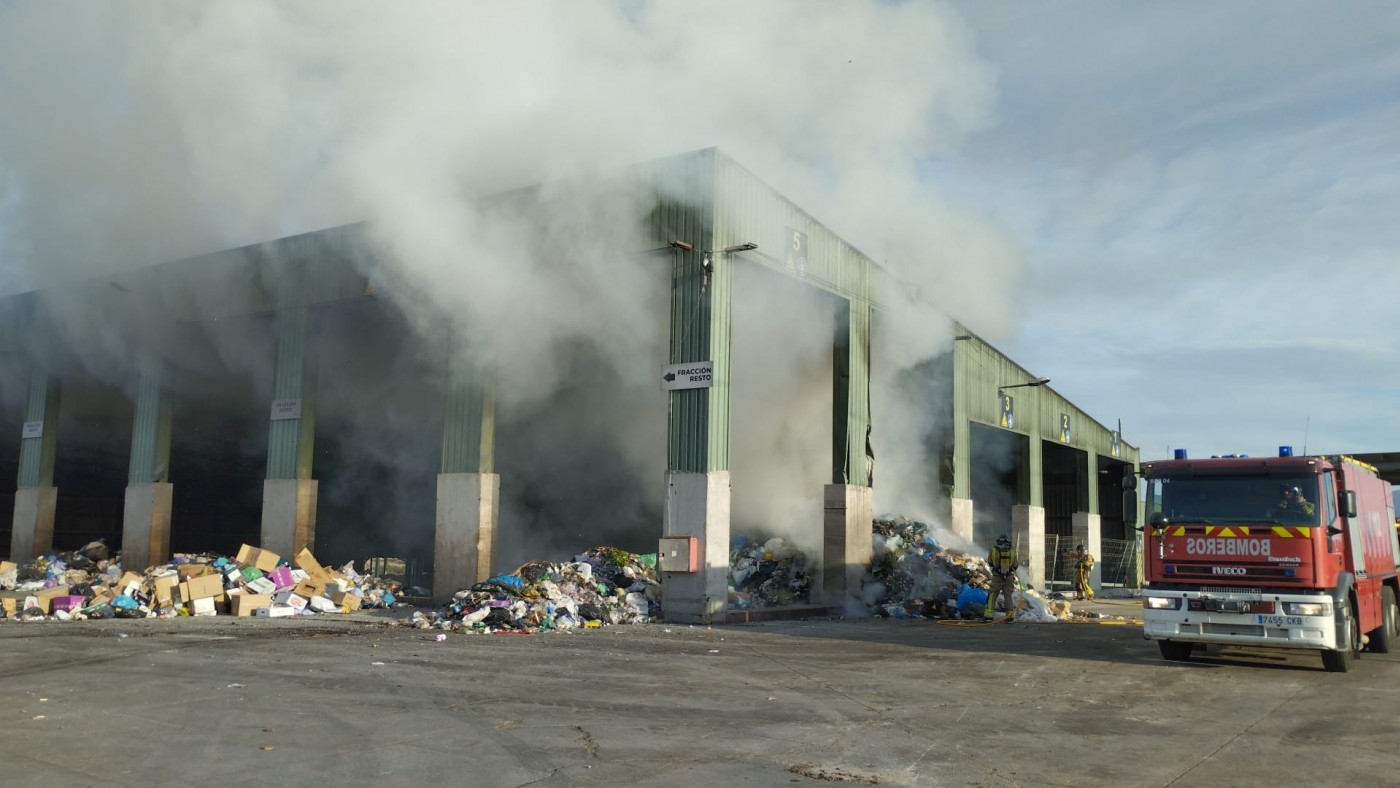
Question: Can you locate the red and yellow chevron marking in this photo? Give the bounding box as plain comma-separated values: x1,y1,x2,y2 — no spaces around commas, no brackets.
1162,525,1309,538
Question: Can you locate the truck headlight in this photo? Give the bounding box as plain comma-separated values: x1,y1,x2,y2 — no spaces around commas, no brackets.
1144,597,1181,610
1283,602,1330,616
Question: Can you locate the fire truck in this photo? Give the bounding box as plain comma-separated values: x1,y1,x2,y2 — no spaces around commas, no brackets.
1128,448,1400,672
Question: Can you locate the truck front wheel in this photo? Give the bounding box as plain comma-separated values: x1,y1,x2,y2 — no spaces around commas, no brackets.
1368,587,1398,654
1322,601,1360,673
1158,641,1193,662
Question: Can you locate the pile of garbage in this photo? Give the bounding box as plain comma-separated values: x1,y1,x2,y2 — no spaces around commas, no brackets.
863,515,990,618
413,546,661,634
0,541,400,622
862,515,1072,622
728,535,812,610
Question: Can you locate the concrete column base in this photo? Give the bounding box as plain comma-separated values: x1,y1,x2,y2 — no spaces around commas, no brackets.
822,484,873,612
433,473,500,602
661,471,730,624
950,497,974,545
260,479,318,559
10,487,57,561
1012,504,1046,591
122,482,173,571
1071,512,1103,592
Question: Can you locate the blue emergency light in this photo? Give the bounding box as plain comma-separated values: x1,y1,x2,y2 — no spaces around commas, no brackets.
1174,449,1188,460
1279,446,1293,457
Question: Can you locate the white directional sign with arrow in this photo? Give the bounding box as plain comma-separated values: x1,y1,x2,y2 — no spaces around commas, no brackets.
661,360,714,391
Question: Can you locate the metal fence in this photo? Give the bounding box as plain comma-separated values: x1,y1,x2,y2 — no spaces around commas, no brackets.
1041,534,1141,590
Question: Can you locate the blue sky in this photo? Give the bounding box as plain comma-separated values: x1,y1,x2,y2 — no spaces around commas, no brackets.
938,2,1400,460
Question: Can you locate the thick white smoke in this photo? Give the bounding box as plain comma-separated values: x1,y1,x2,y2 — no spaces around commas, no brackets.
0,2,1026,565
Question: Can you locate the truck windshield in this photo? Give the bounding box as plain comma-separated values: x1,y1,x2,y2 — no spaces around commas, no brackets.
1148,475,1320,526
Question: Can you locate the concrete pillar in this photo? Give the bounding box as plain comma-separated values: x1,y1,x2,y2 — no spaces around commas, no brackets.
11,366,59,560
950,497,974,544
661,471,730,624
1012,503,1046,591
262,307,317,554
823,484,873,611
123,362,173,568
1071,512,1102,593
122,483,173,571
433,473,499,602
435,337,497,599
260,479,317,558
10,487,57,561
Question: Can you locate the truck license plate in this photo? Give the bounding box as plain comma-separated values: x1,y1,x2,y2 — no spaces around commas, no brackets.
1257,615,1304,626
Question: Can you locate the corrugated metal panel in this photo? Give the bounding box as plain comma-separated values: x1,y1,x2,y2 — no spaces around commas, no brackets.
647,150,728,473
710,151,888,310
265,307,316,480
16,366,58,488
127,364,172,484
845,301,872,486
954,327,1138,464
116,223,376,321
440,346,491,475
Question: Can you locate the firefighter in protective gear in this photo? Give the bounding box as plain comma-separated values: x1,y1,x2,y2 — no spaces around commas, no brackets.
984,534,1019,620
1270,485,1316,522
1073,544,1095,600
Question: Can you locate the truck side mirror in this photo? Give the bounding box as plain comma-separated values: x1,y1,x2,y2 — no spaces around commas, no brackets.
1122,472,1140,528
1339,490,1357,519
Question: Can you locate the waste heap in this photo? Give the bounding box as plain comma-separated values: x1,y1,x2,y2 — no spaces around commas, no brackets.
414,546,660,634
864,515,994,619
0,541,400,621
728,535,812,609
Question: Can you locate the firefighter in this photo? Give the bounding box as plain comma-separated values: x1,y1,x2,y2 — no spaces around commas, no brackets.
1271,485,1316,521
984,534,1019,620
1073,544,1095,600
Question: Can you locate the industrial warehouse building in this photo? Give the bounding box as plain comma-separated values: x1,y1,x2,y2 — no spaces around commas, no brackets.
0,148,1139,623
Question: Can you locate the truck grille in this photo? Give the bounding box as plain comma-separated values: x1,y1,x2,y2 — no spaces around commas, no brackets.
1203,623,1265,636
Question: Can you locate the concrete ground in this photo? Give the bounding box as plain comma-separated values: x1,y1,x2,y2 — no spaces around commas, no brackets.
2,602,1398,787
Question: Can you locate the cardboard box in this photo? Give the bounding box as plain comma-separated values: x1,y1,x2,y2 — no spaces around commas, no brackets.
185,574,224,601
294,548,332,583
266,566,294,590
235,544,281,573
32,586,70,614
231,593,274,617
0,560,17,575
245,576,276,595
51,595,86,613
273,590,308,612
332,590,363,612
177,564,211,579
152,575,179,606
189,597,217,616
292,579,326,600
0,596,17,615
255,605,295,618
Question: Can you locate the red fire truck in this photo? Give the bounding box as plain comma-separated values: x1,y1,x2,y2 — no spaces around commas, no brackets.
1128,448,1400,672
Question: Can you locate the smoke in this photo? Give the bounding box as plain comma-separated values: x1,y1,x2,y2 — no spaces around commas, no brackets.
0,2,1026,564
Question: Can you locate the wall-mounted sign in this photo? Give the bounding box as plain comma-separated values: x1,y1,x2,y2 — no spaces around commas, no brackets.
1059,413,1072,443
21,421,43,439
784,227,809,278
662,361,714,391
999,393,1015,430
1110,430,1122,458
270,399,302,420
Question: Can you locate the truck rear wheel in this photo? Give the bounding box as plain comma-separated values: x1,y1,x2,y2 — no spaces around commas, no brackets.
1322,601,1360,673
1368,587,1398,654
1158,641,1193,662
